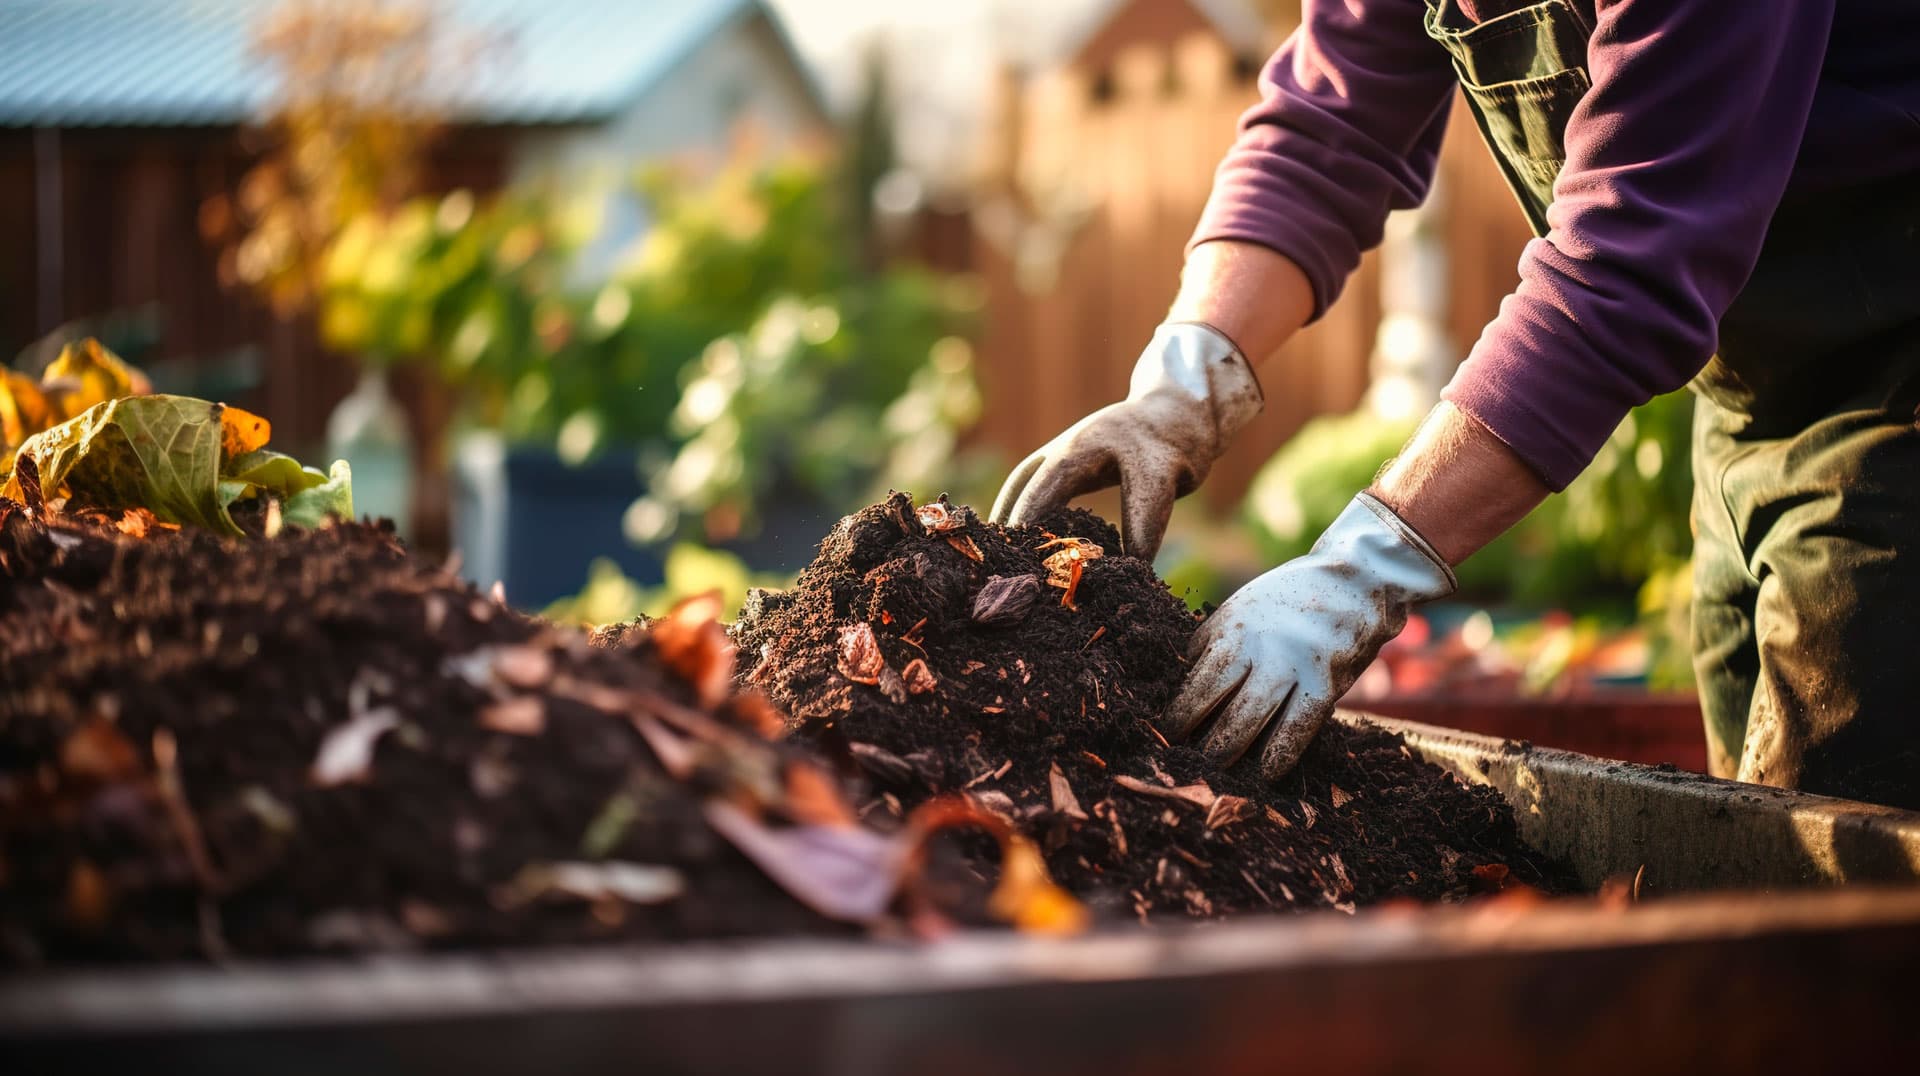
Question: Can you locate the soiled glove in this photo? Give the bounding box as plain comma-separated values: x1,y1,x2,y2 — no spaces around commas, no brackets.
990,322,1261,560
1159,492,1456,781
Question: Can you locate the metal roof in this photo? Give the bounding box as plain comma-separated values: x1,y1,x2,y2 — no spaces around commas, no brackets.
0,0,804,128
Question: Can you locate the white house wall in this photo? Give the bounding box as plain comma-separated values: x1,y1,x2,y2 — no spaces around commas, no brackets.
509,9,832,280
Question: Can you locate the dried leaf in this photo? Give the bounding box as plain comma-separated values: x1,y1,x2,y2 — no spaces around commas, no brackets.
945,534,985,562
905,797,1087,936
219,404,271,459
632,713,698,780
849,741,916,785
900,657,937,695
914,496,970,533
970,574,1042,627
3,396,236,533
728,691,788,739
40,338,149,417
1113,773,1216,810
1328,852,1354,894
1299,801,1319,829
1205,794,1254,830
65,861,111,928
1048,762,1087,820
836,622,886,685
785,760,858,828
651,593,735,707
498,861,685,907
0,369,58,448
480,696,545,736
705,800,903,923
1040,538,1102,610
310,708,400,786
1471,862,1511,890
491,646,554,689
114,506,160,537
12,453,43,512
59,719,142,782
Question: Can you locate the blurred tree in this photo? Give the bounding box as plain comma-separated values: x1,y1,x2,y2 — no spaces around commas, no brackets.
201,0,463,316
841,41,899,267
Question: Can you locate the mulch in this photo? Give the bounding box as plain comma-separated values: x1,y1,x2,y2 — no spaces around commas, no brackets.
732,492,1568,921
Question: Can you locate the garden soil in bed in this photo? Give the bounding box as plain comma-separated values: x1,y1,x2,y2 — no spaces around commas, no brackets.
0,490,1567,968
0,502,853,966
733,492,1568,921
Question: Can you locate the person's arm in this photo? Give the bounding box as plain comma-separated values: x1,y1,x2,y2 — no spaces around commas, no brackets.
1164,0,1839,782
992,0,1457,557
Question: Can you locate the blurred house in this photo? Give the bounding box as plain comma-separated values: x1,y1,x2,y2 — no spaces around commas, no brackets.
0,0,830,448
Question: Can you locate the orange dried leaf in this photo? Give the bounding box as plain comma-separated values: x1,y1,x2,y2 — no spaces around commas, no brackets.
65,861,112,928
900,657,937,695
651,593,735,707
728,691,789,739
836,622,886,685
480,696,546,736
1205,794,1255,830
219,404,272,458
785,761,858,828
945,534,984,562
59,719,142,782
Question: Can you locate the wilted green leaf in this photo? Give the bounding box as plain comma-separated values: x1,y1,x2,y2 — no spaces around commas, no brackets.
220,448,330,506
3,395,239,533
281,459,353,529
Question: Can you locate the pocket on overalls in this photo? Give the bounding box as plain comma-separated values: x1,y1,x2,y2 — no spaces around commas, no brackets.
1424,0,1593,236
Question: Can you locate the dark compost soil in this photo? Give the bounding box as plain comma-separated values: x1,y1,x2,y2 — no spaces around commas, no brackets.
0,501,853,966
733,493,1567,921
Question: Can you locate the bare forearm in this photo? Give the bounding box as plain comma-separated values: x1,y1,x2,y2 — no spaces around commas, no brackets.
1368,402,1549,566
1169,242,1545,564
1167,240,1315,366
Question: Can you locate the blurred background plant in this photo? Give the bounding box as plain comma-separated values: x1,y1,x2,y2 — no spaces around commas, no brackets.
315,144,990,553
543,544,793,628
201,0,461,317
1245,389,1697,689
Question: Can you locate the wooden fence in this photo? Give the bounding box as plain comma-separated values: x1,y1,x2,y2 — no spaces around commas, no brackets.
952,29,1536,513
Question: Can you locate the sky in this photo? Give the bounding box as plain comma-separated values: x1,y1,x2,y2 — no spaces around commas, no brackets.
763,0,1109,176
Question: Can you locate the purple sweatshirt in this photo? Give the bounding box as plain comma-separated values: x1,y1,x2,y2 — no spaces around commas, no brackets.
1193,0,1920,489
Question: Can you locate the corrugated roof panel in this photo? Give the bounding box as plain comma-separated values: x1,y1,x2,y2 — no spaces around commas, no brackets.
0,0,766,127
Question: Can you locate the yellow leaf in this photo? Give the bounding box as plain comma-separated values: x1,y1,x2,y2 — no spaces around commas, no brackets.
1,370,57,449
988,839,1091,936
220,404,272,459
41,338,151,419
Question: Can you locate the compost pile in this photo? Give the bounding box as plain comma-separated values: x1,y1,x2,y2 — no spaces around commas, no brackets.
735,492,1563,921
0,501,940,966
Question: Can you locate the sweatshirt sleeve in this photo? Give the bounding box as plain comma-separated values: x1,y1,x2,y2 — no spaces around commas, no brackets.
1441,0,1836,490
1189,0,1458,320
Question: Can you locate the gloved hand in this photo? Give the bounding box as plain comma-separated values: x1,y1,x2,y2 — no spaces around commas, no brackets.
990,322,1262,560
1159,492,1456,781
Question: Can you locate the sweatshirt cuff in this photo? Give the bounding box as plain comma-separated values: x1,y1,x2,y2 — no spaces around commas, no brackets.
1188,147,1365,324
1440,344,1635,494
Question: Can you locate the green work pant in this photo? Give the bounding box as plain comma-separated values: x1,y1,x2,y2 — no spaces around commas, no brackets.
1691,395,1920,809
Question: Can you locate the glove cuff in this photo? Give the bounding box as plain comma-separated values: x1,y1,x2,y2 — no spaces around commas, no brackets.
1319,492,1458,602
1130,322,1264,449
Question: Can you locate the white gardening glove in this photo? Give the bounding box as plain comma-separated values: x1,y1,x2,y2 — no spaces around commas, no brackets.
990,322,1262,560
1159,492,1456,781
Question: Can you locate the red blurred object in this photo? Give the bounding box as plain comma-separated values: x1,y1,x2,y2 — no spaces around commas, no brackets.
1350,692,1708,771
